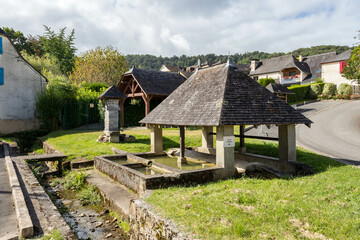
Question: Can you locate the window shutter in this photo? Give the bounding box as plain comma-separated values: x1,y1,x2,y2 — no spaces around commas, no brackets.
0,37,2,54
0,68,4,85
340,62,347,73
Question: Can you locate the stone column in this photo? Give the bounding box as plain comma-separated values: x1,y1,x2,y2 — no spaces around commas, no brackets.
201,126,213,151
151,125,163,153
104,99,120,143
216,125,235,178
278,124,296,162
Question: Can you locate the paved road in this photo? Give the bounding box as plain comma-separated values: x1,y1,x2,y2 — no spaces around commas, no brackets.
297,100,360,164
0,143,18,239
246,100,360,164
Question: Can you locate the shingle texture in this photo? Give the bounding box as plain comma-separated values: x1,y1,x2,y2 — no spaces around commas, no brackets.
98,85,126,99
250,55,296,75
321,50,352,63
140,63,312,126
266,83,295,95
120,67,186,96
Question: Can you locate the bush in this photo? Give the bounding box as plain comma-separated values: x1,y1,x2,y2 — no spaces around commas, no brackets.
308,84,322,99
258,78,275,87
337,83,353,97
82,82,109,92
287,84,311,103
35,86,64,131
52,171,87,191
77,185,101,205
322,83,337,98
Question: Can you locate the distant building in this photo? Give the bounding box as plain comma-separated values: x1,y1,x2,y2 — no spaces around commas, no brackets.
0,28,47,134
249,52,337,85
159,65,181,72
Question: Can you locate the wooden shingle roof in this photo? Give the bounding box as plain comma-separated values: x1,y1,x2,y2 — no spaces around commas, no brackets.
98,86,126,100
140,62,312,126
119,67,186,96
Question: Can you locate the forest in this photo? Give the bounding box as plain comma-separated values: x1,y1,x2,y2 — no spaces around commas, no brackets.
125,45,352,70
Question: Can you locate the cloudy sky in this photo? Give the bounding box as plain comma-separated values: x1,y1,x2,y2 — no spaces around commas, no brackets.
1,0,359,56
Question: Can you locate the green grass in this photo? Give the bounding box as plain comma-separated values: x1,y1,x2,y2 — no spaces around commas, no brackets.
77,185,101,205
40,127,360,239
40,229,63,240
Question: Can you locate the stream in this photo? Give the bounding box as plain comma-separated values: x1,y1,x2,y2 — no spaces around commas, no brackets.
42,178,130,240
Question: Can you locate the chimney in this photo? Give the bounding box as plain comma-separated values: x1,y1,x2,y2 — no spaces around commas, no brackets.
299,55,303,62
250,59,259,72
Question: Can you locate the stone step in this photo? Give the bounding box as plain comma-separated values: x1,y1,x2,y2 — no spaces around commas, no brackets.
13,153,67,162
86,170,136,218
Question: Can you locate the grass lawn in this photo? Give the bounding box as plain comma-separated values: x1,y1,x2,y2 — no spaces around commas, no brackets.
39,127,360,239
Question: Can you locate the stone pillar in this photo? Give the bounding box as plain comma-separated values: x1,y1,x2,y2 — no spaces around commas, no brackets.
178,126,186,163
216,125,235,178
278,124,296,162
201,126,213,150
239,125,246,153
151,125,163,153
104,99,120,143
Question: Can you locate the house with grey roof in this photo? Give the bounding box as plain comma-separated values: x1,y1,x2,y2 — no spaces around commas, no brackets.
0,28,47,134
250,52,337,85
321,50,355,86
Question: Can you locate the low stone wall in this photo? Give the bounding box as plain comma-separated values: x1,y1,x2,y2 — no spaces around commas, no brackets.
129,199,190,240
94,155,222,196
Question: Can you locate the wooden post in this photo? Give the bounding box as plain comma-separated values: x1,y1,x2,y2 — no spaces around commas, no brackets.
178,126,186,163
142,94,152,128
239,125,246,153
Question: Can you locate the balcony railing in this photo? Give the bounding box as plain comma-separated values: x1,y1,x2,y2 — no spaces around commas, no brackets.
280,76,300,84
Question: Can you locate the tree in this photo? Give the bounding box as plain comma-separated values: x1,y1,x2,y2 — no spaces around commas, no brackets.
69,46,128,86
2,27,34,54
40,25,76,74
342,45,360,84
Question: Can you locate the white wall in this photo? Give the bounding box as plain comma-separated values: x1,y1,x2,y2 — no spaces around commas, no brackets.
322,62,354,86
253,72,281,83
0,35,46,133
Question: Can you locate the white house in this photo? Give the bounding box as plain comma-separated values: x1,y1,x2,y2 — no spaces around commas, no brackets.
0,28,46,134
321,50,355,86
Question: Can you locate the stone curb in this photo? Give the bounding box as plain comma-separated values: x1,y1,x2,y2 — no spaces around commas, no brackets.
3,143,34,238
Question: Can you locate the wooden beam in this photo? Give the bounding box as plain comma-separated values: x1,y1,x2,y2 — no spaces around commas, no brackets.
209,132,278,141
126,93,144,97
179,126,185,159
122,79,133,94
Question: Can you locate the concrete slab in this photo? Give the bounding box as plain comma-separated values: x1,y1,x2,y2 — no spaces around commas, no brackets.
0,145,18,239
86,170,136,218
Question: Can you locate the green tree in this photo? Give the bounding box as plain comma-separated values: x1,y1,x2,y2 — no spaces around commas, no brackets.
70,46,128,86
342,45,360,84
40,25,76,74
2,27,34,54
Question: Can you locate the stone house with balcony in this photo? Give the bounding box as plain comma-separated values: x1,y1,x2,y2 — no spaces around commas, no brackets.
0,28,47,134
250,52,337,86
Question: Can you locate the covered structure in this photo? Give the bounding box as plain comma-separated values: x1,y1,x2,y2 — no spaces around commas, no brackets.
266,83,295,103
117,67,186,127
140,61,312,178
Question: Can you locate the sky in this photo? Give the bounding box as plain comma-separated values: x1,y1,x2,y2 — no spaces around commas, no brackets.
1,0,360,56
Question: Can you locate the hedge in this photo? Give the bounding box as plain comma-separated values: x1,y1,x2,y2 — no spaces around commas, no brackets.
287,84,311,102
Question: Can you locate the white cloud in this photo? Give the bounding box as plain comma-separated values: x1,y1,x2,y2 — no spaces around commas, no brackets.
1,0,360,56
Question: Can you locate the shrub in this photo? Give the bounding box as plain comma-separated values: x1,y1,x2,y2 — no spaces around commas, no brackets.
337,83,353,97
52,171,87,191
314,77,324,83
308,84,322,99
82,82,109,92
258,78,275,87
322,83,337,98
77,185,101,205
35,86,64,131
287,84,311,103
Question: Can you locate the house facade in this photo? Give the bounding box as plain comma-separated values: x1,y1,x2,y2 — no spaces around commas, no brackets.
250,52,337,86
321,50,354,86
0,28,46,134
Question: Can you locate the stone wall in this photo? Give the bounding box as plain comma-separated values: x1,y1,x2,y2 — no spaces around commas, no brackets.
129,199,190,240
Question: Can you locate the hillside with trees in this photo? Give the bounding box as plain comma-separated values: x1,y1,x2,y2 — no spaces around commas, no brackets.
125,45,352,70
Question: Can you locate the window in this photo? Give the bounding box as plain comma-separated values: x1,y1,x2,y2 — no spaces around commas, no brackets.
340,62,347,73
0,37,2,54
0,68,4,85
289,71,297,77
